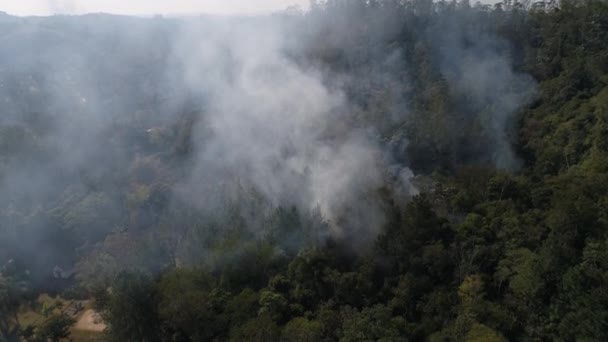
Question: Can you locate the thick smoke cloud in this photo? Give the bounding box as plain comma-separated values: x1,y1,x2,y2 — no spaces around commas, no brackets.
171,17,394,241
0,4,536,284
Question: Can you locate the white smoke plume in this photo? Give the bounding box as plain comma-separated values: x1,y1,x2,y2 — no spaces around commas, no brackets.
171,17,406,240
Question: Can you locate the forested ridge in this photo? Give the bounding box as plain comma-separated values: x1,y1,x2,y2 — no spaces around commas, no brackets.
1,0,608,341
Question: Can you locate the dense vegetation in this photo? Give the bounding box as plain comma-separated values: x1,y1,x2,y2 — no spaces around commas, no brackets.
1,0,608,340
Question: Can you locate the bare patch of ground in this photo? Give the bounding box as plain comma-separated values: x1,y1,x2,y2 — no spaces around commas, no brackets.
74,309,106,332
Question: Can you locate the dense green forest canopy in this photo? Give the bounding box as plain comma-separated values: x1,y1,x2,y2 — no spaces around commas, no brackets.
1,0,608,340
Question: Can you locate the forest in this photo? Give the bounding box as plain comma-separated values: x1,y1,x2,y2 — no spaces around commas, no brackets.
1,0,608,340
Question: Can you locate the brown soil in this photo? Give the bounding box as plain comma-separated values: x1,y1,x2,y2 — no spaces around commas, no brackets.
74,309,106,332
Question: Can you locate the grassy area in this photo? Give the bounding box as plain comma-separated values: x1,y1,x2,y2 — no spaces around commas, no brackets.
17,293,106,341
17,294,61,327
17,310,43,328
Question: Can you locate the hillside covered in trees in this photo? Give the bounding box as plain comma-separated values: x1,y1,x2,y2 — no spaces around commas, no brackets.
1,0,608,340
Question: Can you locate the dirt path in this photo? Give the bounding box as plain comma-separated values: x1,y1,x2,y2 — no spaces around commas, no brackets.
74,309,106,332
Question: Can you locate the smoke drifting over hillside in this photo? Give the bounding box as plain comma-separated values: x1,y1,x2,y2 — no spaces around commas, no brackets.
435,15,537,169
171,18,395,241
0,4,536,282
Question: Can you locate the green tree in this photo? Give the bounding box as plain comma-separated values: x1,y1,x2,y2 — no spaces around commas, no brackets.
103,272,161,342
340,305,407,342
0,273,30,341
156,269,223,341
281,317,323,342
230,313,280,342
35,314,75,342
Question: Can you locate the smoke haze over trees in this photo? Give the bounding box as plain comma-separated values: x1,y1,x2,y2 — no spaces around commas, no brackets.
1,0,608,340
